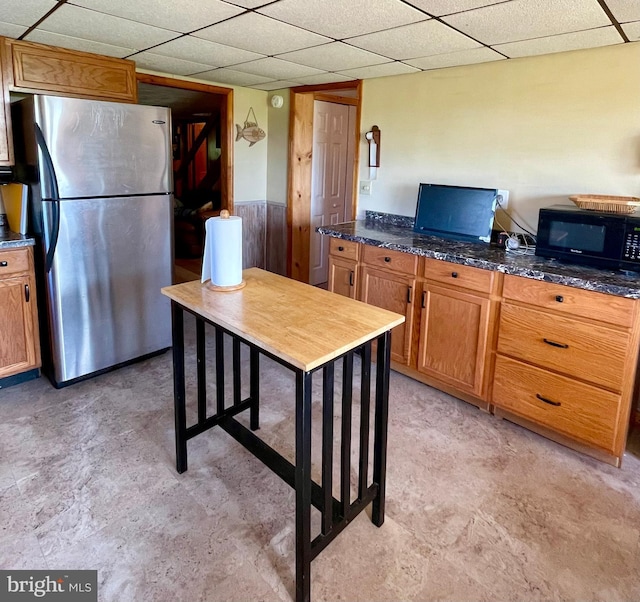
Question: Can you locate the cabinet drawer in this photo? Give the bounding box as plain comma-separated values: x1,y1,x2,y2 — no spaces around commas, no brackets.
0,247,30,276
423,257,494,294
362,245,418,275
492,355,622,452
497,303,629,391
502,275,635,328
329,238,359,261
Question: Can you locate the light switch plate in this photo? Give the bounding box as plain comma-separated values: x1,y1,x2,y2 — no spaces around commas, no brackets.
360,180,372,196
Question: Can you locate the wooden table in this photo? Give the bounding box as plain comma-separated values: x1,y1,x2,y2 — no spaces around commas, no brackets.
162,268,405,602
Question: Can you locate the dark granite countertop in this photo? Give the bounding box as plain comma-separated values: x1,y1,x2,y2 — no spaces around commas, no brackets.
0,230,35,249
317,212,640,299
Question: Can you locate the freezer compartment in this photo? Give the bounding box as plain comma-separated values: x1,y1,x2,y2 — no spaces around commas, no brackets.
33,95,172,199
42,194,173,385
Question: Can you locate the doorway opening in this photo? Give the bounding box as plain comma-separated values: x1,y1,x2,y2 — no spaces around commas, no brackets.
287,81,362,284
136,74,233,283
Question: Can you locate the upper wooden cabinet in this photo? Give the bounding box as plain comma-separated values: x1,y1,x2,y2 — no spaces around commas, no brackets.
0,38,13,165
2,37,137,103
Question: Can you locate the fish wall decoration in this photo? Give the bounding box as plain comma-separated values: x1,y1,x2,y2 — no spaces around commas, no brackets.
236,107,265,147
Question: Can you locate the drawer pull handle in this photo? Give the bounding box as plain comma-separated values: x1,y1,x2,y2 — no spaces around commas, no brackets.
536,393,561,407
0,261,7,267
24,284,30,303
543,338,569,349
349,271,354,287
384,256,391,263
451,271,458,278
338,246,344,251
555,295,564,303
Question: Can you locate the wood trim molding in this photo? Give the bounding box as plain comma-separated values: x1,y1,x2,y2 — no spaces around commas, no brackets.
287,80,362,282
136,73,234,213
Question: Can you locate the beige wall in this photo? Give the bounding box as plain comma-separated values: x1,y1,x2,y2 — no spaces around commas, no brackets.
266,90,290,205
358,42,640,232
233,87,268,202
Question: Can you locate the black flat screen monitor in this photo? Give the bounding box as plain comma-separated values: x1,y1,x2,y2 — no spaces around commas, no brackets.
413,183,498,243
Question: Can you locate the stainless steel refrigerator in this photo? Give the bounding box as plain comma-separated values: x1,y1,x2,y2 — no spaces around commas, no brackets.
13,94,173,388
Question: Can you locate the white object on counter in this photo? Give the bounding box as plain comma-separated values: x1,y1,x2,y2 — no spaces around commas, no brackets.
201,210,243,287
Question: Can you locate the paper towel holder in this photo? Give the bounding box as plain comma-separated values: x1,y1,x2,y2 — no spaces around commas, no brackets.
203,209,247,292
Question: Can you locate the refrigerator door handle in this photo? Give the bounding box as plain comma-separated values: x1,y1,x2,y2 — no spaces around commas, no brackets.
35,124,61,273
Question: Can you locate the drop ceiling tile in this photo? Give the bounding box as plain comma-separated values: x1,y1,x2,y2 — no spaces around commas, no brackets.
150,35,264,67
278,42,391,72
37,4,178,49
404,0,507,17
132,52,216,75
258,0,427,39
24,30,135,58
347,19,480,60
250,80,300,90
231,57,325,79
221,0,272,8
622,21,640,40
605,0,640,23
337,61,421,79
443,0,612,45
0,22,27,38
68,0,245,34
290,72,353,85
1,0,57,26
406,46,504,70
194,68,274,86
495,26,624,58
194,13,331,55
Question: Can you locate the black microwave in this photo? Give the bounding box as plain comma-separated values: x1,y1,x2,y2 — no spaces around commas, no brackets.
535,204,640,271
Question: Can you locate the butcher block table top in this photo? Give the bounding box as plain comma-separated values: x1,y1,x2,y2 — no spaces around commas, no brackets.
161,267,405,372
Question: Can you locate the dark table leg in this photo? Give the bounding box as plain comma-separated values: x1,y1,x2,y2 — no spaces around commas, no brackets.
172,302,188,473
372,330,391,526
250,346,260,431
295,370,312,602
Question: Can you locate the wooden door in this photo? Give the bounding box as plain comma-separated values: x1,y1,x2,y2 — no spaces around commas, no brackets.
309,101,352,285
417,283,491,397
328,256,358,299
0,275,38,378
359,266,415,365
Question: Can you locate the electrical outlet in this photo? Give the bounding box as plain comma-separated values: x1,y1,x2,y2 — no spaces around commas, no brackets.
496,189,509,211
359,180,372,196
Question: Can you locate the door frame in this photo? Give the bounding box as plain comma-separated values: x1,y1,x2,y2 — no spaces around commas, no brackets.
136,73,234,213
287,80,362,282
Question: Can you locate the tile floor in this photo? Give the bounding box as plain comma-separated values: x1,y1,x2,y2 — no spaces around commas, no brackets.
2,315,640,601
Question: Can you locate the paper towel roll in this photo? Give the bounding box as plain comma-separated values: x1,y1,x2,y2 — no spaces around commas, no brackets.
201,213,243,287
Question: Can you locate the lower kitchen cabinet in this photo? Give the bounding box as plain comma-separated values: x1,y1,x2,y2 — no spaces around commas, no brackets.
326,237,639,465
0,246,41,380
417,282,493,398
492,274,640,465
327,238,359,299
359,264,416,365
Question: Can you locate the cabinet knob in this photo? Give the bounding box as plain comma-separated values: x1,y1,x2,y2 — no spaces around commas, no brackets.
338,246,344,252
384,256,391,262
0,261,7,267
555,295,564,303
451,271,458,278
